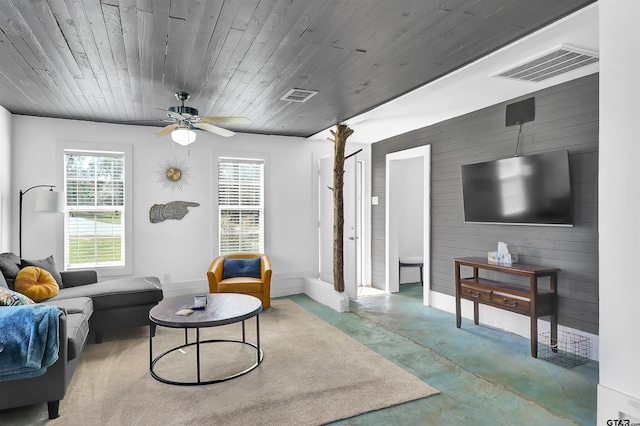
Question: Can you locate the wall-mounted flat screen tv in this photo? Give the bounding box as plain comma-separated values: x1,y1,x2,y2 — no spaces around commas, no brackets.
461,150,572,226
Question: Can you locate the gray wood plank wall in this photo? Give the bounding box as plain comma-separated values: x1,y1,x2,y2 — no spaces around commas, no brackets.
371,74,599,335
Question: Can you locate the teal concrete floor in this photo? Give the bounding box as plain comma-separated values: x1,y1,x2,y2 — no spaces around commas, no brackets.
284,283,598,426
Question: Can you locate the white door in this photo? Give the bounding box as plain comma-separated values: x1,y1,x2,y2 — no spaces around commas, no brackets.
319,156,358,299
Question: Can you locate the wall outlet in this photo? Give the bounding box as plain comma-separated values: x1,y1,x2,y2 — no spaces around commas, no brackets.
371,196,379,205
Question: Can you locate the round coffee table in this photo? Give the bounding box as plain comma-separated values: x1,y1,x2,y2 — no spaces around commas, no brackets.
149,293,263,385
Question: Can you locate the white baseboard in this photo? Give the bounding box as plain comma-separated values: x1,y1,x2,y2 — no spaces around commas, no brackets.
270,271,308,297
302,277,350,312
429,291,600,361
159,272,309,299
598,384,640,424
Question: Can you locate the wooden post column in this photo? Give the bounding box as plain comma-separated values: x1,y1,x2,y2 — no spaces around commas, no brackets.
328,123,354,292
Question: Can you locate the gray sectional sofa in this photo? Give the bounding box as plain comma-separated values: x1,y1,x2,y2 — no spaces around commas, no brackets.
0,254,163,419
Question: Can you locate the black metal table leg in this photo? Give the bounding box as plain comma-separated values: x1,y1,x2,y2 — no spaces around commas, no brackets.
196,328,201,383
256,314,261,363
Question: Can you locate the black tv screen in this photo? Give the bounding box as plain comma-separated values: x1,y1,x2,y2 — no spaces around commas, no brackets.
461,150,572,226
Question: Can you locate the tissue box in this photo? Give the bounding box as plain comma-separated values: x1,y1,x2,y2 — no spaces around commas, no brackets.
488,252,518,266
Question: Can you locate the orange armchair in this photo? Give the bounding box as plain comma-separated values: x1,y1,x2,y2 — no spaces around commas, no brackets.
206,253,272,308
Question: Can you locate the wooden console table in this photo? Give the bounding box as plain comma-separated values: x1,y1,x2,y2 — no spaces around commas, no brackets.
454,256,559,358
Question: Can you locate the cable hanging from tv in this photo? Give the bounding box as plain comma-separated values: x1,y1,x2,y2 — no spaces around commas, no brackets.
514,122,523,157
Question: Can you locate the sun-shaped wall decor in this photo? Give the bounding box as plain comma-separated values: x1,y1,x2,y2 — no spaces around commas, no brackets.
156,158,192,191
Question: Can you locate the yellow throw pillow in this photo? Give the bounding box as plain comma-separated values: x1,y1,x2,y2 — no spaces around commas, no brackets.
15,266,59,302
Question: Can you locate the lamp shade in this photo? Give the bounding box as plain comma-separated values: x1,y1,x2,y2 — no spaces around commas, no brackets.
171,127,197,145
34,190,64,212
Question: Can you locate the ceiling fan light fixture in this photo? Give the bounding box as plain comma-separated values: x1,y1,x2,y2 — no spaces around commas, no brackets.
171,127,197,145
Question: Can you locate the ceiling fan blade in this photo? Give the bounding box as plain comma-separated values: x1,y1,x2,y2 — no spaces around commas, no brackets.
155,108,184,120
193,122,235,137
153,123,178,137
200,116,250,124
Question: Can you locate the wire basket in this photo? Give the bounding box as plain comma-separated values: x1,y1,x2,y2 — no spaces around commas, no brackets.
538,331,590,368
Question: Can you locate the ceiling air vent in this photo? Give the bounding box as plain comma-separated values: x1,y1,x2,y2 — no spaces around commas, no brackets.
494,45,598,83
280,88,319,103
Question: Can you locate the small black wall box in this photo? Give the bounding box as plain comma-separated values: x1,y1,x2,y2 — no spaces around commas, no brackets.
506,97,535,126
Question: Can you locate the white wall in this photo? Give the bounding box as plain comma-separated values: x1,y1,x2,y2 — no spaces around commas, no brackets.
11,115,368,297
598,0,640,422
0,106,11,251
397,157,424,284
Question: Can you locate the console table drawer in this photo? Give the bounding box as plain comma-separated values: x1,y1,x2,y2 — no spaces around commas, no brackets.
460,283,492,303
491,291,530,315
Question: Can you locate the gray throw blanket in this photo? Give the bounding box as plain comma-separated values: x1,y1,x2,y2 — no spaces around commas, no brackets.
0,305,61,381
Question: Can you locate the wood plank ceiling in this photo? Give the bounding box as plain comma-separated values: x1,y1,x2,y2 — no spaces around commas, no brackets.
0,0,596,138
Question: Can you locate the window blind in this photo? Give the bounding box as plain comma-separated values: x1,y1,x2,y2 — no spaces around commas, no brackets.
218,158,264,254
64,151,125,268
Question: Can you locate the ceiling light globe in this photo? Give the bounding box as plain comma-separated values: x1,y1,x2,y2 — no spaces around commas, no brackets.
171,128,197,145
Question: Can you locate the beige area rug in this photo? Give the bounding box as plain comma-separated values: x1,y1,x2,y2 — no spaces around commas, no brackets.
3,299,438,425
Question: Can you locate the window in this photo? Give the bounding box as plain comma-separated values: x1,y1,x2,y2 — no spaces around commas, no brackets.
218,158,264,254
64,150,125,269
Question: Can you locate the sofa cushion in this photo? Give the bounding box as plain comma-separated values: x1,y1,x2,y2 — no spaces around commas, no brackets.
47,277,163,310
21,255,64,288
223,257,261,279
0,287,35,306
0,253,20,280
14,267,60,302
60,269,98,287
41,297,93,361
218,277,264,293
43,296,94,316
0,271,8,289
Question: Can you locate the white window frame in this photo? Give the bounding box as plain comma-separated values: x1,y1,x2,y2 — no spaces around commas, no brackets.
218,157,264,254
214,152,270,257
57,142,133,276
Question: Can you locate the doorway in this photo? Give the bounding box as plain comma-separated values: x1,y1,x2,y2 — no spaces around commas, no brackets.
385,146,431,306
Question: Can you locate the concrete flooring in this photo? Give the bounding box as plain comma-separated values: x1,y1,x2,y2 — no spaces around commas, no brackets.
286,283,598,426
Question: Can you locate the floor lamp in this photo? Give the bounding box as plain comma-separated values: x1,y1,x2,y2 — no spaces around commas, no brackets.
19,185,64,258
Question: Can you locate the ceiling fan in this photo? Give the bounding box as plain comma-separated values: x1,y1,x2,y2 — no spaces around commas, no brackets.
154,92,250,145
